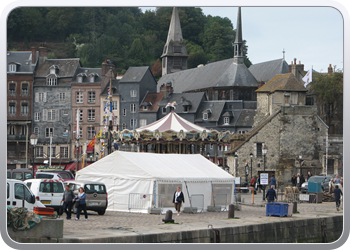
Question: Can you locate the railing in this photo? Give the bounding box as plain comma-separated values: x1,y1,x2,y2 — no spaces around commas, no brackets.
128,193,165,212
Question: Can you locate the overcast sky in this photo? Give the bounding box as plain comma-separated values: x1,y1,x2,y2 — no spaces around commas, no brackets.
141,6,344,73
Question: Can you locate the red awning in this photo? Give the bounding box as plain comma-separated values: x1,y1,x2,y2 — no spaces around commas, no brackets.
65,162,77,171
86,146,94,153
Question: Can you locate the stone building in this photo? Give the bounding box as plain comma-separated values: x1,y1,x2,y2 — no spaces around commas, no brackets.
225,72,329,188
7,49,38,169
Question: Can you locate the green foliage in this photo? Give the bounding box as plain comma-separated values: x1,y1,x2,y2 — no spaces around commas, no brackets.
7,7,252,73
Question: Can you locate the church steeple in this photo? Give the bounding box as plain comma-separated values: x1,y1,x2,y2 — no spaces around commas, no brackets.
161,7,188,76
233,7,244,64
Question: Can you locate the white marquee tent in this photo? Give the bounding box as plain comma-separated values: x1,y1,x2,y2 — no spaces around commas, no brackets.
75,151,235,213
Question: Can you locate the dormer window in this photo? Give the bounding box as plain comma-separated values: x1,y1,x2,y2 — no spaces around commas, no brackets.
203,113,208,120
77,73,86,83
224,117,230,125
182,100,192,112
9,64,17,72
88,73,99,83
49,65,59,75
46,77,57,86
222,111,233,125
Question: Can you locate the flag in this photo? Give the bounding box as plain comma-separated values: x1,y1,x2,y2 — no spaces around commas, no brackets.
96,130,102,138
87,137,95,148
75,109,80,139
302,68,313,87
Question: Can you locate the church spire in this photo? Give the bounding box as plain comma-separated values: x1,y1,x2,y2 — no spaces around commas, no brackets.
233,7,244,64
161,7,188,76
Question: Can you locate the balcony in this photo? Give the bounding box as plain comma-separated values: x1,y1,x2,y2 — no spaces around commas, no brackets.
7,135,28,141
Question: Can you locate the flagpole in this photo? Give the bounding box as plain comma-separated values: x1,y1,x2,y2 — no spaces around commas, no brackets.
76,109,80,171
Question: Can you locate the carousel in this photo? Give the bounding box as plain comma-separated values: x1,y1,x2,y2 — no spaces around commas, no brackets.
112,111,232,161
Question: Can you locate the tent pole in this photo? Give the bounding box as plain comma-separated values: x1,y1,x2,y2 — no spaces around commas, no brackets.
184,181,192,208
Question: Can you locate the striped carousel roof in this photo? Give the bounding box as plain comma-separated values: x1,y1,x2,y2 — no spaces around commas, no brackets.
136,111,208,133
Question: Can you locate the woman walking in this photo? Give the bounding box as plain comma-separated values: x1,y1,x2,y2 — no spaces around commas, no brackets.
172,186,185,216
74,187,88,221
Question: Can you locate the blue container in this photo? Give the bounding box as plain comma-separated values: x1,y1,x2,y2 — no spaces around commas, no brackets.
266,202,289,217
308,182,322,193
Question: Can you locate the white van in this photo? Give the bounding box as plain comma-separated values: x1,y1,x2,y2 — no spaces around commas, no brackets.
25,179,64,215
7,179,45,211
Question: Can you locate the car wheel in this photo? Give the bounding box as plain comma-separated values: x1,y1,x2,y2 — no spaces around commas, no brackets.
72,204,78,214
97,209,106,215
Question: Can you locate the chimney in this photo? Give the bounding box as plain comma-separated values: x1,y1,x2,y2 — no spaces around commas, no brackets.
328,64,333,74
102,59,115,77
160,82,173,98
31,47,36,64
38,47,48,65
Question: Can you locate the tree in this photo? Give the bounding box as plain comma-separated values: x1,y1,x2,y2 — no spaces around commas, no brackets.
311,71,343,134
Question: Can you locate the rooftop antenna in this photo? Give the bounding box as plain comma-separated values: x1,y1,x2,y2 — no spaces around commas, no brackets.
282,48,285,60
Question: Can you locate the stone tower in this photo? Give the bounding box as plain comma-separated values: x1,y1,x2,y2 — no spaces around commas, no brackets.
161,7,188,76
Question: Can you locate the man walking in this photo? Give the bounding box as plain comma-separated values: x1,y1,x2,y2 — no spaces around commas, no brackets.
333,185,343,211
266,186,277,203
62,185,74,220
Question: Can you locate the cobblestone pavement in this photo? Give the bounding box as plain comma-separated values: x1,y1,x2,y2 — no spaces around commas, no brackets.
62,194,343,235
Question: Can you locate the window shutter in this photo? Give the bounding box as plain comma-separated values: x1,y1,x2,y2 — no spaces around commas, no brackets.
42,109,47,121
43,92,47,102
55,109,59,121
35,93,39,102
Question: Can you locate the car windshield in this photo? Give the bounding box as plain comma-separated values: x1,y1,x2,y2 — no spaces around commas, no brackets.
308,177,325,183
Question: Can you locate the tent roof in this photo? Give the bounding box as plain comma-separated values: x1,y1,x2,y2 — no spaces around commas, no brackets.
136,111,208,133
76,151,234,182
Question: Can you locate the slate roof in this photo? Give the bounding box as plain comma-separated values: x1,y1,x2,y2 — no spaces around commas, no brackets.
256,73,307,93
72,67,103,83
195,101,226,122
119,67,150,83
35,58,81,78
7,51,38,73
159,92,204,114
101,79,120,96
249,58,289,83
235,109,256,127
158,58,259,93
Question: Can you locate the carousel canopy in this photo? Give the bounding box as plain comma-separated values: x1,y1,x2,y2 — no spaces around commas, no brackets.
136,111,208,133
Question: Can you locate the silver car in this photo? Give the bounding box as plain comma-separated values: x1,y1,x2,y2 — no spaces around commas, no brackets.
67,180,108,215
300,176,332,193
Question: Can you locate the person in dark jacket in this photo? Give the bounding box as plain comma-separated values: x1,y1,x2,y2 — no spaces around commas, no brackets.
74,187,88,220
333,185,343,211
172,186,185,216
270,174,276,189
265,186,277,203
291,174,297,186
62,185,75,220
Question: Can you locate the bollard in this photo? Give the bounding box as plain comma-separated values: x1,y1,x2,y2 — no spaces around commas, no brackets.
293,201,297,213
162,210,174,223
228,204,235,218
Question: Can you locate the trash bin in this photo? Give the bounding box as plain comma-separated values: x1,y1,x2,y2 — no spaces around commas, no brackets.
287,203,293,217
266,202,288,217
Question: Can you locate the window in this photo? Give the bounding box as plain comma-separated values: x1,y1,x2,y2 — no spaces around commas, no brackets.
89,76,95,83
130,90,137,97
9,126,15,135
35,92,47,103
45,127,54,137
88,109,95,121
306,96,314,106
59,93,66,102
122,123,126,130
87,127,95,139
112,101,118,110
224,117,230,125
48,146,56,158
130,103,136,113
21,83,28,95
47,109,57,121
21,102,28,115
256,143,262,158
36,146,43,158
139,119,147,127
21,126,26,135
88,91,95,103
14,183,33,203
77,76,83,83
34,127,39,135
60,146,68,158
162,107,167,114
203,113,208,120
9,83,16,95
143,105,148,111
130,119,137,128
46,77,57,86
79,127,83,138
76,91,83,103
9,64,17,72
9,102,16,115
123,109,126,116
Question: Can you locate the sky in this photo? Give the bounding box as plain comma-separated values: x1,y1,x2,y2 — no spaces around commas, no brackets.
140,6,344,73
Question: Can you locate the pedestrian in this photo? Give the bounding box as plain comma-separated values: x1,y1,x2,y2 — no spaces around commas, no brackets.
256,176,261,193
333,185,343,211
300,174,305,188
340,177,343,187
307,172,312,181
172,186,185,216
291,174,297,186
265,186,277,203
296,174,300,189
62,185,74,220
73,187,88,221
250,176,256,194
270,174,276,189
333,175,341,185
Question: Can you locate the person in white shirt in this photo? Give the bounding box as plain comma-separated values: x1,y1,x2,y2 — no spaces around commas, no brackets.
172,186,185,216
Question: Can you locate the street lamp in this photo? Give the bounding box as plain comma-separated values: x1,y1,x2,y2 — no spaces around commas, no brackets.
299,152,303,176
262,145,268,201
30,134,38,178
234,154,238,177
250,153,253,180
206,152,210,159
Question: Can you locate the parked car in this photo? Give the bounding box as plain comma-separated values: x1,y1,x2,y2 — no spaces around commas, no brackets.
67,180,108,215
300,175,332,193
7,179,45,211
24,179,64,215
7,169,34,181
36,170,74,181
35,172,64,182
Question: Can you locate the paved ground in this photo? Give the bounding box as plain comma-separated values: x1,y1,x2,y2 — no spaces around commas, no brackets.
62,192,343,237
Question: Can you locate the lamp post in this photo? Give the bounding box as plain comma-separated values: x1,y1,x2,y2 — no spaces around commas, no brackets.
30,134,38,178
262,145,268,201
234,154,238,178
206,152,210,160
299,152,303,176
250,153,253,180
